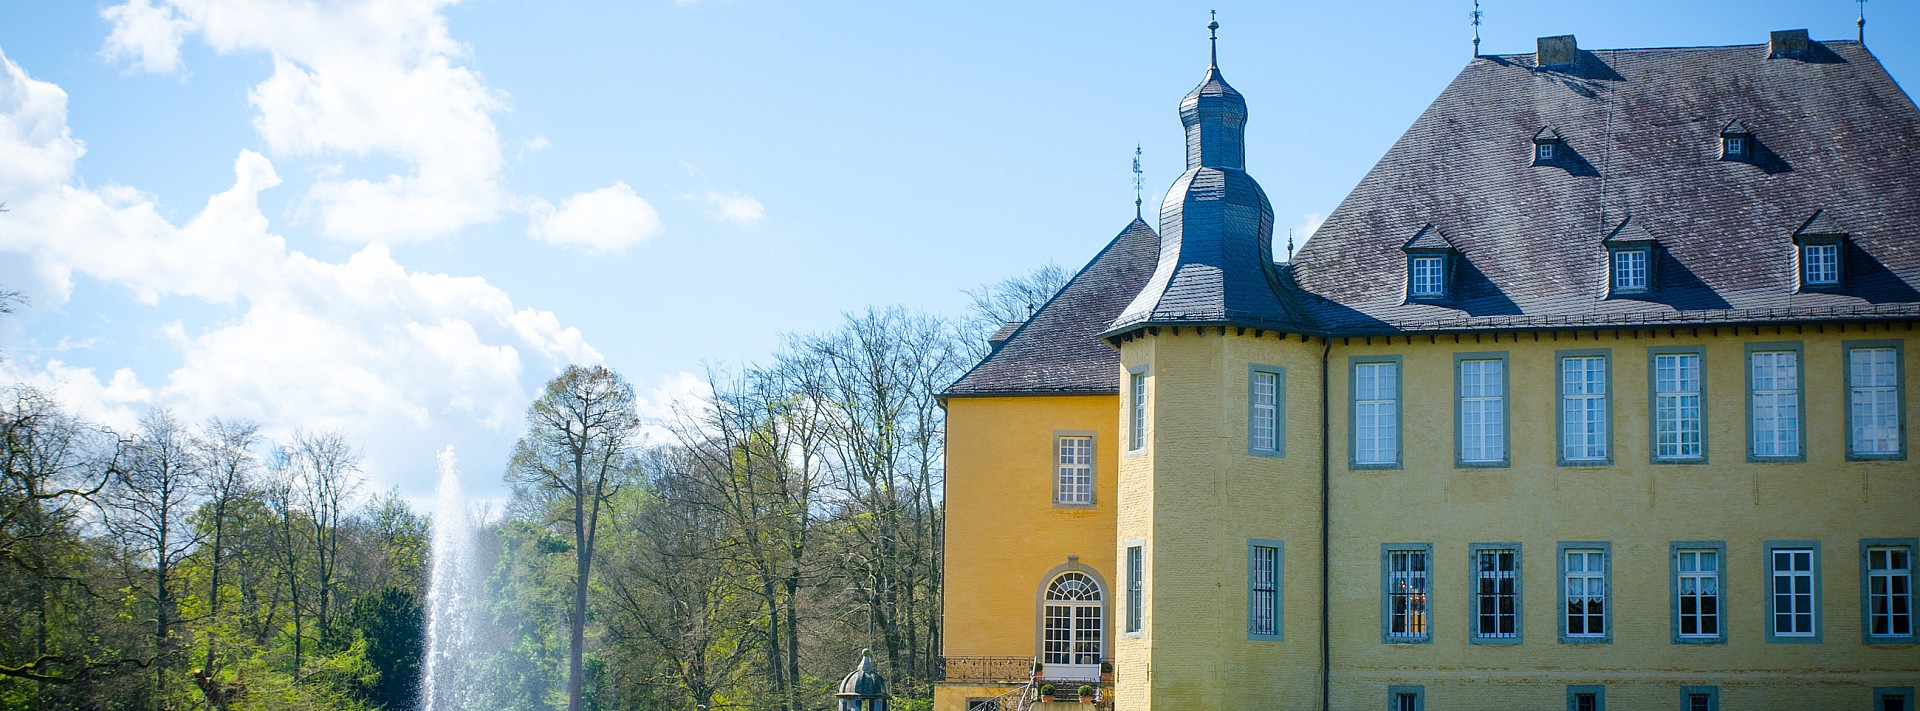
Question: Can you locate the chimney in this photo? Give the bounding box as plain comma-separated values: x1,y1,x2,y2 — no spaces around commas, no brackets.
1769,29,1810,58
987,321,1023,351
1536,35,1578,66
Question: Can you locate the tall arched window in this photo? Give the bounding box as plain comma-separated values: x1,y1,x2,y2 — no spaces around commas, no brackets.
1042,572,1104,680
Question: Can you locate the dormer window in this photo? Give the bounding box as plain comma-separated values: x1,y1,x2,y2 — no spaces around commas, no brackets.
1532,125,1564,165
1720,120,1753,160
1612,249,1649,291
1400,224,1459,301
1792,209,1849,291
1411,256,1446,297
1802,243,1839,285
1602,216,1660,297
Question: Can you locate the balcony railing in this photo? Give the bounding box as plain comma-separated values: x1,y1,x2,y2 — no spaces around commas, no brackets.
939,656,1036,684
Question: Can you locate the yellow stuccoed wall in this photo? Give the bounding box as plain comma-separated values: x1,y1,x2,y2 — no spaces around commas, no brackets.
940,322,1917,711
936,394,1120,711
1116,329,1327,711
1327,325,1919,709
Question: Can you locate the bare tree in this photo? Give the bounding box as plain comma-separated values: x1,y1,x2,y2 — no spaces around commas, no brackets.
101,409,204,708
261,450,306,675
289,430,361,648
959,263,1070,360
665,363,828,711
191,418,260,676
507,364,641,711
797,307,963,690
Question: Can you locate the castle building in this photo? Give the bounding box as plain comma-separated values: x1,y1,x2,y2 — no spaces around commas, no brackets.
935,24,1919,711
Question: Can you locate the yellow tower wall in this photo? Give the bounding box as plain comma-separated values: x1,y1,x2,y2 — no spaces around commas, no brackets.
1326,325,1920,709
1115,328,1327,711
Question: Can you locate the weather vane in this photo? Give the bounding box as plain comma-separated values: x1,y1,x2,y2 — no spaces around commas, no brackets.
1133,144,1144,218
1208,10,1219,67
1471,0,1483,58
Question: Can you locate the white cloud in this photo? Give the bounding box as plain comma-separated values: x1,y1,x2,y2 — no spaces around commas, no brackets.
100,0,193,74
101,0,508,244
698,191,765,227
0,49,600,495
521,136,550,152
526,181,664,254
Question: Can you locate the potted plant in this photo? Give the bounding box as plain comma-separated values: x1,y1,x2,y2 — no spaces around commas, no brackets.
1099,661,1113,684
1039,684,1056,702
1077,685,1096,703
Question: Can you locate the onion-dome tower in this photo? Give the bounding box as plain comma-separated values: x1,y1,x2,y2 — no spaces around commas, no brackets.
834,650,887,711
1106,14,1306,336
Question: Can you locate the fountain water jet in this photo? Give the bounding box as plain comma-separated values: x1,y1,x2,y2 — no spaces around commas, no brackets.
421,446,481,711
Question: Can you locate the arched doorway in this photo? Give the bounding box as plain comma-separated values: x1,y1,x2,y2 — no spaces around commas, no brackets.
1041,572,1104,681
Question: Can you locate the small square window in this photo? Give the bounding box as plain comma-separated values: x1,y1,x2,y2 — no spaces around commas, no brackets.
1802,243,1839,286
1536,143,1556,161
1724,136,1745,157
1410,256,1446,298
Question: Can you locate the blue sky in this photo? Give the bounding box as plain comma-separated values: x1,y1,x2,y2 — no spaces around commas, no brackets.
0,0,1911,502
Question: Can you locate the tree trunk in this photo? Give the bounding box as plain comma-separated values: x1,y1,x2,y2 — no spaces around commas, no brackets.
569,472,588,711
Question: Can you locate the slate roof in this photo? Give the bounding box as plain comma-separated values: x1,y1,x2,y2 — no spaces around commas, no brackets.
945,218,1161,396
1402,224,1457,252
1290,39,1920,332
1602,215,1659,247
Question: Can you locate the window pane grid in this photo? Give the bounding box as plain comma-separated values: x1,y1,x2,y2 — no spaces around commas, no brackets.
1252,372,1278,451
1129,373,1146,451
1565,549,1607,637
1124,546,1143,634
1055,436,1092,505
1250,545,1279,636
1677,549,1721,638
1387,550,1429,639
1460,359,1505,463
1613,250,1647,290
1849,348,1900,455
1771,549,1815,636
1868,546,1912,638
1474,549,1517,639
1561,357,1608,461
1655,353,1703,460
1749,351,1800,457
1804,243,1839,285
1355,362,1399,465
1411,256,1445,297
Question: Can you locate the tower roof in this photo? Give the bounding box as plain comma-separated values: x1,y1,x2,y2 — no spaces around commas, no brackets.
1107,18,1312,337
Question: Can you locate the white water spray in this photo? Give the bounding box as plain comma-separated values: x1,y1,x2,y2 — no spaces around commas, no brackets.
421,446,480,711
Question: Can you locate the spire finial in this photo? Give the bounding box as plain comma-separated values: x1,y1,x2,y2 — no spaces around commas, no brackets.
1286,228,1296,261
1208,11,1219,68
1133,144,1144,218
1471,0,1483,58
1858,0,1867,43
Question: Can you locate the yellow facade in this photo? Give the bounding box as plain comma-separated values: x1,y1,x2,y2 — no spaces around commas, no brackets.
1325,324,1919,709
937,394,1119,709
940,322,1918,710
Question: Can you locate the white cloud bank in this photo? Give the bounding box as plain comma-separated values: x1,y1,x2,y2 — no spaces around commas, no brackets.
0,47,597,490
527,182,664,255
98,0,657,249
